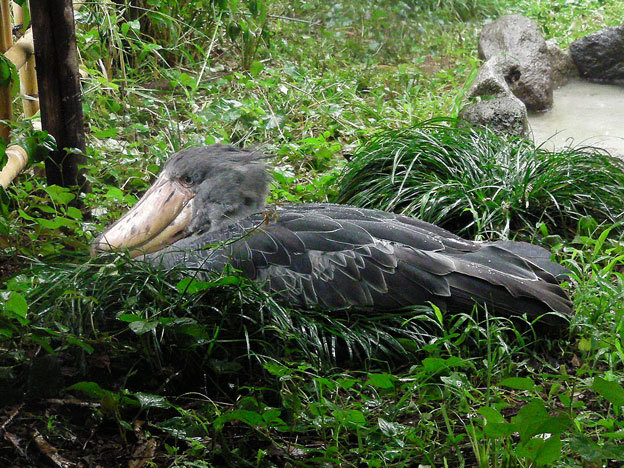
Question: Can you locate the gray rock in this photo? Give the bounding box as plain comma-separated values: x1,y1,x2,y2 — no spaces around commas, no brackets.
546,39,578,87
468,55,516,98
478,15,554,111
570,26,624,82
461,55,530,138
459,95,528,138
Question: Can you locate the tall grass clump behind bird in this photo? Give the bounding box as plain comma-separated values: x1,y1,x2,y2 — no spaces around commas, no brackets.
335,119,624,240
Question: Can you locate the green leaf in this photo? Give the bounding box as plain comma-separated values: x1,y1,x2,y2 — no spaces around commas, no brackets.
17,209,34,221
66,336,94,354
500,377,539,391
117,313,142,322
592,377,624,407
249,61,264,76
36,205,57,214
176,323,210,339
477,406,506,424
516,436,562,465
332,409,366,425
484,421,517,438
128,320,159,335
366,373,395,389
214,409,264,431
176,277,212,293
66,206,83,220
0,56,12,87
578,337,591,352
0,144,6,169
93,127,118,138
511,399,550,442
67,381,109,399
6,292,28,318
577,215,598,237
0,186,9,218
120,20,140,36
263,361,291,377
45,185,75,205
569,434,624,462
339,378,358,390
422,356,468,373
29,335,53,353
177,72,196,89
378,417,402,437
68,382,139,407
262,408,283,424
36,217,76,229
105,186,125,200
134,392,170,408
176,275,243,294
22,130,56,163
431,302,444,325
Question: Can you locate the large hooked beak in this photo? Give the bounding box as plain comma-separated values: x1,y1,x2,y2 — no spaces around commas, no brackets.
91,172,195,258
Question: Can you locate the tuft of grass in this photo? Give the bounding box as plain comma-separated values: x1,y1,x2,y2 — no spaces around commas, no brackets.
5,249,552,384
408,0,504,21
335,119,624,240
7,254,447,371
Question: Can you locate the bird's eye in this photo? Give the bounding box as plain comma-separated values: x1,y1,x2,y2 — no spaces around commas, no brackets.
181,175,194,186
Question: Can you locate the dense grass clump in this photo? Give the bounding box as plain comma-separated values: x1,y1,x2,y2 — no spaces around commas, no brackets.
336,119,624,239
409,0,503,20
8,254,445,374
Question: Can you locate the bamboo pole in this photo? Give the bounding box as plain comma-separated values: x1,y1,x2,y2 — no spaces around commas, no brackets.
12,1,23,33
19,55,38,117
3,29,38,119
0,19,36,187
0,144,27,188
0,0,11,49
5,29,33,70
0,0,14,142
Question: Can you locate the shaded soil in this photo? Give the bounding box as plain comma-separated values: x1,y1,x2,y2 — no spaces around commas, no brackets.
0,256,23,287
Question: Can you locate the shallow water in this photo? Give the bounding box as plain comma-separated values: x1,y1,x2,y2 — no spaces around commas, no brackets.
528,79,624,157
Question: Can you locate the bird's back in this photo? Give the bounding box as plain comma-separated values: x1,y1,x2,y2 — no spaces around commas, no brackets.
148,204,572,326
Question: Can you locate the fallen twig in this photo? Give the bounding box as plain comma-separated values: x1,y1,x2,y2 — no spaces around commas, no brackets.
32,428,76,468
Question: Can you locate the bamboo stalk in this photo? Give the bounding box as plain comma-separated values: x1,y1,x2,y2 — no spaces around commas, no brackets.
12,2,23,34
0,144,27,188
19,54,38,117
0,0,11,50
5,29,34,70
0,0,13,142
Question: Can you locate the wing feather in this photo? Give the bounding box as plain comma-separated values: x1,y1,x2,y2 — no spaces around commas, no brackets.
148,203,572,324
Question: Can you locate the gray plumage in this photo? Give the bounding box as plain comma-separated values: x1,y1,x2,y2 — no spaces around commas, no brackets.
163,145,270,233
136,145,572,327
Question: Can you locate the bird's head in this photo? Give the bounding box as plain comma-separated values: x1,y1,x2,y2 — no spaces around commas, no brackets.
91,144,270,257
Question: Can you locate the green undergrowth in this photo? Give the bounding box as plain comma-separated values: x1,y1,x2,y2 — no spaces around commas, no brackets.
2,0,624,465
4,254,446,370
2,224,624,465
508,0,624,46
336,119,624,240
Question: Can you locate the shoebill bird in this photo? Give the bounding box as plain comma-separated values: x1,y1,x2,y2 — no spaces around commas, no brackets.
92,145,572,326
